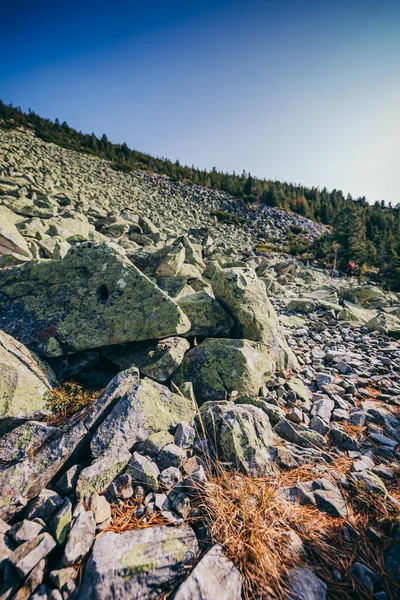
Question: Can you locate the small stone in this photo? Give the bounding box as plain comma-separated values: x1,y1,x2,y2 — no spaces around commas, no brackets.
126,452,160,490
172,492,191,519
108,473,134,500
286,567,327,600
10,519,45,544
157,443,186,469
87,493,112,525
174,423,195,448
288,407,303,424
27,489,63,521
159,467,182,489
49,497,72,545
9,533,56,578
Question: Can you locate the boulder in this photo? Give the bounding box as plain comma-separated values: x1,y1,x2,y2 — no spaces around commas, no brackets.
0,413,87,520
200,401,277,475
212,267,297,368
0,242,191,357
90,377,196,457
178,291,234,337
78,524,198,599
173,543,242,600
0,330,56,433
108,337,190,382
173,338,287,404
365,313,400,339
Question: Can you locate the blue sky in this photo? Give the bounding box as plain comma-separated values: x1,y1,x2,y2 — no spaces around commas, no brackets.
1,0,400,204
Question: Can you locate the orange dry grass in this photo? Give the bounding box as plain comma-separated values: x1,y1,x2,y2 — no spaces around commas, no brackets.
45,382,98,426
104,499,170,534
198,463,400,600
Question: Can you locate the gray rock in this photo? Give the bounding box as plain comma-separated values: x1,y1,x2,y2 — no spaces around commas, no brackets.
49,497,72,545
174,423,195,448
108,473,134,500
108,337,190,382
384,542,400,583
178,291,234,337
126,452,160,490
76,447,131,500
159,467,182,489
311,399,335,423
10,519,45,544
173,543,242,600
285,567,327,600
157,443,186,469
86,493,112,525
200,401,277,475
78,524,198,599
90,377,196,457
0,242,191,357
8,533,56,578
63,510,96,566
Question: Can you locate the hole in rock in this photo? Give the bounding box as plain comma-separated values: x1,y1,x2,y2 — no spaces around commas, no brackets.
96,284,109,304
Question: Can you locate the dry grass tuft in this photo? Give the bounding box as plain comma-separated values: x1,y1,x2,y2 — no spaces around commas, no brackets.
197,462,400,600
104,499,170,534
45,382,98,426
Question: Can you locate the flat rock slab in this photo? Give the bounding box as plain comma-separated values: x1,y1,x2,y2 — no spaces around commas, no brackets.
0,414,87,520
0,242,190,357
78,524,198,599
173,543,242,600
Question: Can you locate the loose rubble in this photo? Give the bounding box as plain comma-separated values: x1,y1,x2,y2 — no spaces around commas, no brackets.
0,122,399,599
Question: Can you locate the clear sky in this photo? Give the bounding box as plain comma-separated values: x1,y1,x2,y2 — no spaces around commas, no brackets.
1,0,400,204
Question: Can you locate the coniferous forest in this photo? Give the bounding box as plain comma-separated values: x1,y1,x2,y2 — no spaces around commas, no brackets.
1,100,399,289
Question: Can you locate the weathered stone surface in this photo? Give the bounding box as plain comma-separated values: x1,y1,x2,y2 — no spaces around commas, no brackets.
90,377,196,457
76,447,132,500
0,205,32,258
212,267,297,366
78,524,198,599
173,338,285,404
200,401,277,475
279,478,347,518
0,242,191,357
49,498,72,545
63,510,96,566
0,421,56,464
0,330,56,432
178,291,234,337
8,533,56,578
365,312,400,339
173,543,242,600
126,452,160,490
285,567,327,600
0,414,87,520
108,337,190,382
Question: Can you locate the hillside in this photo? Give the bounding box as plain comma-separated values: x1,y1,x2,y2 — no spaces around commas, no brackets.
0,114,399,600
1,100,399,289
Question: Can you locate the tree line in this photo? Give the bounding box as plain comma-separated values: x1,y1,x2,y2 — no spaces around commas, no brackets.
0,100,399,290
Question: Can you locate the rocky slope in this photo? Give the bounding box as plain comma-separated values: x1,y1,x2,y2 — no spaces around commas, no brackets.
0,124,399,600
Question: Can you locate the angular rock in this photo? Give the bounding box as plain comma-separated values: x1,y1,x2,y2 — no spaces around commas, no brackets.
126,452,160,490
211,267,297,366
286,567,327,600
0,205,32,258
0,414,87,520
48,498,72,545
200,401,277,475
90,377,196,457
178,291,234,337
76,447,132,500
173,338,287,404
78,524,198,599
108,337,190,382
8,533,56,578
63,510,96,567
0,330,56,433
173,543,242,600
0,242,191,357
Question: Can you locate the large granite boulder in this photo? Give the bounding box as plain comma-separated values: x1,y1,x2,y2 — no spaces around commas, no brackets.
173,338,284,404
200,401,278,475
90,377,196,457
0,330,56,433
211,267,297,368
78,525,198,599
0,242,191,357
